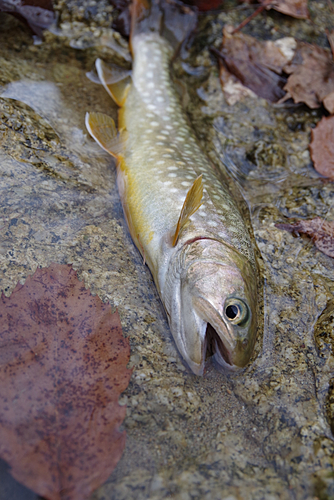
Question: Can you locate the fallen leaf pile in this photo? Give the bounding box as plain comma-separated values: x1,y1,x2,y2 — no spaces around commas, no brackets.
281,42,334,112
0,264,131,500
219,27,295,104
0,0,55,37
261,0,309,19
276,218,334,258
218,27,334,112
217,20,334,254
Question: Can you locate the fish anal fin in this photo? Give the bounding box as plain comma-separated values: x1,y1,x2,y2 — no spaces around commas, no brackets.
85,112,125,158
172,175,203,247
96,59,131,107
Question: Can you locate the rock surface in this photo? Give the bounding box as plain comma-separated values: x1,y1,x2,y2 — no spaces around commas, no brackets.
0,1,334,499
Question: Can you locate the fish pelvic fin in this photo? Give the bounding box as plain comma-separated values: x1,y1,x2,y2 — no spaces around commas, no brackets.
96,58,131,107
130,0,197,54
85,112,125,159
172,175,203,247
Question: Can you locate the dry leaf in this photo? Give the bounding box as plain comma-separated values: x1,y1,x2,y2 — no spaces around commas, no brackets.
267,0,309,19
0,0,55,36
235,0,308,30
276,218,334,258
0,264,131,500
309,116,334,180
182,0,224,9
282,43,334,110
218,28,295,103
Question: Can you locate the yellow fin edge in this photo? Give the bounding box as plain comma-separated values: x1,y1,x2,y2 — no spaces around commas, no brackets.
172,175,203,247
96,58,131,107
85,112,125,159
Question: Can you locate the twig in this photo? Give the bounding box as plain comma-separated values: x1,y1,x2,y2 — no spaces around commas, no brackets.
232,4,266,33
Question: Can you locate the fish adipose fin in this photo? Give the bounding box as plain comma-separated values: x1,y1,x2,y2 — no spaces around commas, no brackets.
172,175,203,246
95,58,131,107
85,112,125,158
131,0,197,52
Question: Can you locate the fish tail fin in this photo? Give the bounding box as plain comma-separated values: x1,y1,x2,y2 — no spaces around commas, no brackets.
172,175,203,246
130,0,197,54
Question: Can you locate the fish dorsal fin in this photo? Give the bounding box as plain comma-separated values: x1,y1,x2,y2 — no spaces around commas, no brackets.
85,112,125,159
96,58,131,107
172,175,203,247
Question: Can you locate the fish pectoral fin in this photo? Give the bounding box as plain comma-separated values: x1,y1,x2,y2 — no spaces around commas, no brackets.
172,175,203,247
85,112,125,158
96,58,132,107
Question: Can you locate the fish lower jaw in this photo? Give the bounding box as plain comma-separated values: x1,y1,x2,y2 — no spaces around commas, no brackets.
185,357,205,377
213,349,242,372
180,322,236,376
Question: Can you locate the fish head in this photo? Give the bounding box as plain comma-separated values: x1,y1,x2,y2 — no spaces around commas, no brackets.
166,239,257,375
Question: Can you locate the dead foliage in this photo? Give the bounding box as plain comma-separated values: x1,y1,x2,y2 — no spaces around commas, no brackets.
276,218,334,258
281,42,334,112
266,0,309,19
217,28,334,113
218,27,295,104
0,0,55,36
309,116,334,180
0,264,131,500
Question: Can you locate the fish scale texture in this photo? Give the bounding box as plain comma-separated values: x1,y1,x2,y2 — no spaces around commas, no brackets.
120,33,256,272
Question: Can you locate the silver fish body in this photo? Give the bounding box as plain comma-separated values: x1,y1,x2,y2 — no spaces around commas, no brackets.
87,30,258,375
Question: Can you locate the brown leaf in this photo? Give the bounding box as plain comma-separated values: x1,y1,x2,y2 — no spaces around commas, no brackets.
0,0,55,37
0,264,131,500
276,218,334,258
267,0,309,19
219,28,294,103
181,0,224,10
282,43,334,109
309,116,334,180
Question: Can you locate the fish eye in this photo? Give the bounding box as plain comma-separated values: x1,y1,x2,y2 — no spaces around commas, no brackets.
224,298,249,326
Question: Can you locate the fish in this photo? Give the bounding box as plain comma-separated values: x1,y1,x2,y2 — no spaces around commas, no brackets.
86,0,258,375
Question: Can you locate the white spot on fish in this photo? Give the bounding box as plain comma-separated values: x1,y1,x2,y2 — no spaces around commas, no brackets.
168,173,177,177
151,121,159,126
168,166,177,170
181,181,191,187
208,220,218,227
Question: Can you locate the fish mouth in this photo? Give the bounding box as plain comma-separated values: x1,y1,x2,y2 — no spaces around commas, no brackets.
205,323,233,367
